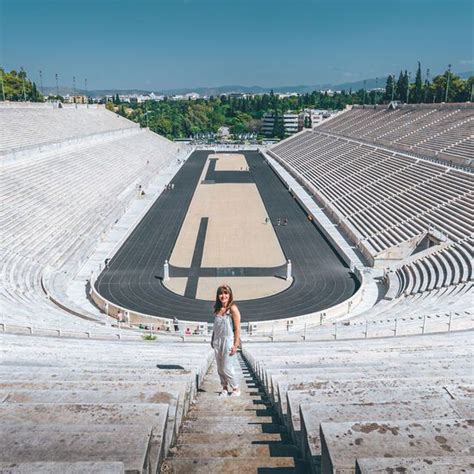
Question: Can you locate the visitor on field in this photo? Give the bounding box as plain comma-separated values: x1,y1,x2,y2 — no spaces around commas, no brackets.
211,284,241,398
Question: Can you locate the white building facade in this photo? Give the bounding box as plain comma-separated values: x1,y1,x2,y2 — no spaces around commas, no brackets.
261,112,304,137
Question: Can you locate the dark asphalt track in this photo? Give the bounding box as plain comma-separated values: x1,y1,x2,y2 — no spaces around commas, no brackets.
95,150,359,323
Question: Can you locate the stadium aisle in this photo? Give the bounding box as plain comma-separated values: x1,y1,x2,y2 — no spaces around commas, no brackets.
160,353,308,473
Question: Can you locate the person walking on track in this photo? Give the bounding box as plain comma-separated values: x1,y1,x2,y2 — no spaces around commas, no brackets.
211,284,241,398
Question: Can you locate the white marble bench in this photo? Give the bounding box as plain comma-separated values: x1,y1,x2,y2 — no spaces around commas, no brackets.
319,418,472,474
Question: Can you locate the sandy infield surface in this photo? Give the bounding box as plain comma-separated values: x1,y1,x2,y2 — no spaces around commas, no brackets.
164,276,290,301
170,154,285,268
196,276,290,301
213,153,248,171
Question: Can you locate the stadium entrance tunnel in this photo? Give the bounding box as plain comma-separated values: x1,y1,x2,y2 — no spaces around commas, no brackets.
93,150,360,324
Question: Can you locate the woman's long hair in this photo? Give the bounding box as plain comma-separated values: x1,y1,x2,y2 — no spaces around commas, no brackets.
213,284,234,314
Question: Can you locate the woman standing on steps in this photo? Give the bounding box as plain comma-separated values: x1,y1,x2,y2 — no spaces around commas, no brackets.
211,284,241,398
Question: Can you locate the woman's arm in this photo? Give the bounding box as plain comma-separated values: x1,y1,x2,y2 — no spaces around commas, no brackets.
229,304,241,355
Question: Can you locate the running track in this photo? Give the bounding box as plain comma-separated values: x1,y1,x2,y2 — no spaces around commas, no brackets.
95,150,359,322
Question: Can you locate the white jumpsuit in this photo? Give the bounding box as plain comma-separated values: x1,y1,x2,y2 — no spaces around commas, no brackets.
212,312,238,390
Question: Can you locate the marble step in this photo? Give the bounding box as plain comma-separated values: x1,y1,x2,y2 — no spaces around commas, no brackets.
0,462,125,474
183,413,274,423
180,419,285,435
300,396,462,462
0,403,168,472
160,456,301,473
177,432,287,444
0,379,193,415
170,442,300,459
0,389,181,451
355,456,474,474
287,384,469,448
320,418,473,474
186,407,274,418
0,424,152,473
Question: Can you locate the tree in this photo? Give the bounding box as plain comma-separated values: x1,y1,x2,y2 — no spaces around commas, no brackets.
462,76,474,102
395,72,402,101
423,69,431,103
30,82,42,102
429,70,464,103
272,113,285,139
155,116,173,137
98,65,471,140
247,118,261,134
394,70,410,103
0,68,43,102
414,61,423,103
439,67,466,102
384,75,397,102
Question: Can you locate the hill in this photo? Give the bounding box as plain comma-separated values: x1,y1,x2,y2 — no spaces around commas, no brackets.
42,70,472,97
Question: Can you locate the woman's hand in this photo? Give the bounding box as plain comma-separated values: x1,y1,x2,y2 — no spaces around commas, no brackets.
229,305,241,357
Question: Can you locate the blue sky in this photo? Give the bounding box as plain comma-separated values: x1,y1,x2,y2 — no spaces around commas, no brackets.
0,0,472,91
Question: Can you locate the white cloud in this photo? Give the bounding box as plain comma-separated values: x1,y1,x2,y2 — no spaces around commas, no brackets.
459,59,474,65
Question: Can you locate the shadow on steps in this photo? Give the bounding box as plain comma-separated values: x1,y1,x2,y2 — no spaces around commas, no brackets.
239,354,310,473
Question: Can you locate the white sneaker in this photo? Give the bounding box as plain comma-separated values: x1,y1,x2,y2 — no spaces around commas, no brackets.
218,389,228,398
230,389,241,397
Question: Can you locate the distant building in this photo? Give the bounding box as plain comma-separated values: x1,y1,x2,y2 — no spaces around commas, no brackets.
320,89,338,97
303,108,331,127
117,93,163,104
261,113,275,136
217,126,231,139
276,92,299,98
185,92,200,100
283,113,304,134
63,95,88,104
261,112,304,137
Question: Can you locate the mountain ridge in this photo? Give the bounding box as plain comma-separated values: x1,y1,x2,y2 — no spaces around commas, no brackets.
41,71,473,97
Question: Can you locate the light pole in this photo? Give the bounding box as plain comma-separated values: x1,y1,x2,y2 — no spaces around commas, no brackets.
73,75,76,95
445,64,451,102
391,74,395,102
55,73,59,98
363,80,366,105
84,78,88,105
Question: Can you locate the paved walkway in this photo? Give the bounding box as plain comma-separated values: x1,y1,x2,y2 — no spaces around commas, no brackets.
161,353,308,473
